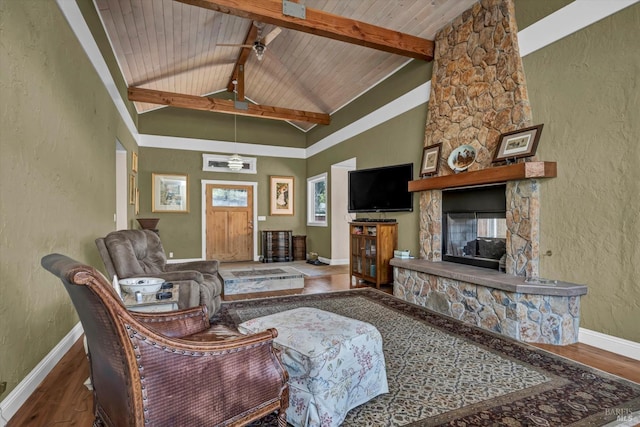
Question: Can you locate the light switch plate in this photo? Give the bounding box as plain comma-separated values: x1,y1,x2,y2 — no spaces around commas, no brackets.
258,216,266,221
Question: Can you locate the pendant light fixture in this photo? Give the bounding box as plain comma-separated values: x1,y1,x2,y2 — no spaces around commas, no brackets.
227,80,244,171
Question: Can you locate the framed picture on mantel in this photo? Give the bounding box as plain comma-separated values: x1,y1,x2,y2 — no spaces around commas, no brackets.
493,124,544,163
420,143,442,176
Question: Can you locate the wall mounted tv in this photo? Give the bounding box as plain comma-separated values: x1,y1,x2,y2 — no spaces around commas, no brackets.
348,163,414,213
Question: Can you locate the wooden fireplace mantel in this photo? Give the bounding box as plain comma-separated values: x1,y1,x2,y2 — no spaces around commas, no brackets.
408,161,557,192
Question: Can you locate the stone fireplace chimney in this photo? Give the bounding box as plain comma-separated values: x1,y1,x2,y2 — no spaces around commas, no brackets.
420,0,540,277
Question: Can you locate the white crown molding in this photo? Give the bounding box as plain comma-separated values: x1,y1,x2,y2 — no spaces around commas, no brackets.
306,81,431,158
55,0,139,144
139,134,306,159
518,0,639,57
0,323,84,425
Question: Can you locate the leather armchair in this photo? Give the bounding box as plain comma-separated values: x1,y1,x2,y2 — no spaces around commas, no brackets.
41,253,288,427
96,229,222,315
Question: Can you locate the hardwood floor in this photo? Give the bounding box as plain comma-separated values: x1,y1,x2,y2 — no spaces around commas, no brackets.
6,270,638,426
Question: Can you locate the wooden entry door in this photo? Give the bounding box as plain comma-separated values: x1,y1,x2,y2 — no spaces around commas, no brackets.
206,183,253,262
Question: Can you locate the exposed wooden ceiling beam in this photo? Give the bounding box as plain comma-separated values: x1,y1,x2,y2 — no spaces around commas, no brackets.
226,23,259,96
128,87,330,125
175,0,434,60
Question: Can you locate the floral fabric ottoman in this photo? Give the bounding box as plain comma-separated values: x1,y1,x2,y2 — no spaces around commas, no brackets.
238,307,388,427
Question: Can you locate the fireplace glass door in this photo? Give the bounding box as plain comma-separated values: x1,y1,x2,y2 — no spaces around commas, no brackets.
444,212,506,268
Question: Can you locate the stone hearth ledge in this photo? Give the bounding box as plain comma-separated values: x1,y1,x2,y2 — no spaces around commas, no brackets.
390,259,587,345
390,259,587,297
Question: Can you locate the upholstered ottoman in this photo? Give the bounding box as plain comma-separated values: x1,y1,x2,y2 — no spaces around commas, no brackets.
238,307,388,427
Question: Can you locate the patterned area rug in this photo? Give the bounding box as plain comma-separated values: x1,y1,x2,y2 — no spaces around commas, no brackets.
215,289,640,426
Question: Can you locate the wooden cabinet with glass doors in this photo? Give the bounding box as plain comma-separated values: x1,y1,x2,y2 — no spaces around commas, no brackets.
349,222,398,289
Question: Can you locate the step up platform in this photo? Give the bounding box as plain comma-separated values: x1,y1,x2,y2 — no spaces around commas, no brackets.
220,266,304,295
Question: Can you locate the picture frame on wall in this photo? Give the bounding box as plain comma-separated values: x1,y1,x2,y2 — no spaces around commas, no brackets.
270,176,294,216
152,173,189,213
129,174,136,205
493,124,544,163
135,188,140,215
420,143,442,176
132,151,138,174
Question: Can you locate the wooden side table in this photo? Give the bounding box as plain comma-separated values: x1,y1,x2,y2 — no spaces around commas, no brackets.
292,235,307,260
122,285,179,313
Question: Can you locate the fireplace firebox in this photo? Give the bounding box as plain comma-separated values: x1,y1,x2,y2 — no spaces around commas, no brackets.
442,185,506,270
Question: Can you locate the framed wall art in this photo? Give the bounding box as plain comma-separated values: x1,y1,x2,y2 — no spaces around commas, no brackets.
132,151,138,173
420,143,442,176
270,176,294,216
493,124,544,163
135,188,140,215
129,174,136,205
152,173,189,213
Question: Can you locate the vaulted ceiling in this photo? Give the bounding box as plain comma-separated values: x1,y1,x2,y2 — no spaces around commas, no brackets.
95,0,477,131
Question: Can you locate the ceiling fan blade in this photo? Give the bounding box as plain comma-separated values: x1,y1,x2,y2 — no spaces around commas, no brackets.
263,27,282,46
218,43,254,48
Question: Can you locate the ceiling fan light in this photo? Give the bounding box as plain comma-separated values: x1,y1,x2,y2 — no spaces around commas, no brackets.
253,42,265,61
227,154,244,171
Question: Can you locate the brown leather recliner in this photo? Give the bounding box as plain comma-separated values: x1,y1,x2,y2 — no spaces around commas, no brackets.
41,253,289,427
95,229,222,316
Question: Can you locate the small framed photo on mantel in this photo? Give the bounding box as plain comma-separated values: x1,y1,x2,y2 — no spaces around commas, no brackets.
493,124,544,163
420,143,442,177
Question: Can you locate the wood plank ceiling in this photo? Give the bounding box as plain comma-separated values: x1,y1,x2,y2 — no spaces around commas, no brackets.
95,0,477,131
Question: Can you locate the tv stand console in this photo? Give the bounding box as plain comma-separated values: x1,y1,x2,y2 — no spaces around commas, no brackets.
349,221,398,289
354,218,396,223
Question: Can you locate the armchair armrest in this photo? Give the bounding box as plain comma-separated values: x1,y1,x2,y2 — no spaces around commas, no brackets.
133,270,204,283
133,305,210,338
165,259,219,275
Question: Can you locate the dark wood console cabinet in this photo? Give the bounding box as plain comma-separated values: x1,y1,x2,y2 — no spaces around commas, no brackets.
349,222,398,288
261,230,293,262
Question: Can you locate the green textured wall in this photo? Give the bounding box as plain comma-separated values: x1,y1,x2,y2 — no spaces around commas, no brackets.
513,0,573,29
304,60,431,258
139,106,306,148
138,148,307,258
135,61,432,260
520,4,640,341
0,0,137,399
305,106,427,258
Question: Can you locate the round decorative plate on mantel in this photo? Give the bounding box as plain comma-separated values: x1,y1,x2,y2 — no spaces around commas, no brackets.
448,145,477,172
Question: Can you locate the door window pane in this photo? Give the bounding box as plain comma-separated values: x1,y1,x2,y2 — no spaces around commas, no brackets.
212,188,248,207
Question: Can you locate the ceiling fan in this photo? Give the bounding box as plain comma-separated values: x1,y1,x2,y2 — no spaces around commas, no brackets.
219,21,282,61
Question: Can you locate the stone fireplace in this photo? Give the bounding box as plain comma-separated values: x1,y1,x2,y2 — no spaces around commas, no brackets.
418,0,540,277
391,0,587,345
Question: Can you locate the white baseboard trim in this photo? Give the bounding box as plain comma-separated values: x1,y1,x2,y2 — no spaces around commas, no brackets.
579,328,640,361
0,322,84,426
318,256,346,265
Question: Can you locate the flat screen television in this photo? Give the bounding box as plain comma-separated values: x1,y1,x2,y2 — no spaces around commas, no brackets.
348,163,413,213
